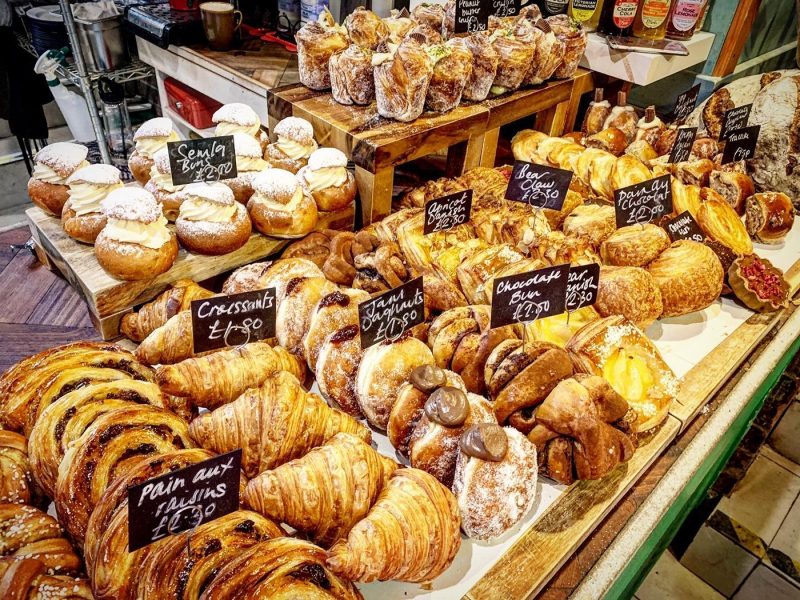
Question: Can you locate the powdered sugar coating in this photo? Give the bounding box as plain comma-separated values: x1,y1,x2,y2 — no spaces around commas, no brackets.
222,261,273,295
252,168,300,197
153,148,172,174
133,117,175,140
101,187,162,223
233,133,263,158
183,181,235,205
66,163,122,186
212,103,259,127
273,117,315,144
307,147,348,170
34,142,89,177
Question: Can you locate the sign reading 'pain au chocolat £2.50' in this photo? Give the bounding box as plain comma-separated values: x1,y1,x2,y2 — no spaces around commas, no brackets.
358,277,425,348
490,264,569,329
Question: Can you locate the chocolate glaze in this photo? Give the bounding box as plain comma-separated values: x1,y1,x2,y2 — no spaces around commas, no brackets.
424,386,468,427
460,423,508,462
410,364,446,393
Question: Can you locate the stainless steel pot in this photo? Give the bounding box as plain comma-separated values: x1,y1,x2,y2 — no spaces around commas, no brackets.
75,14,130,72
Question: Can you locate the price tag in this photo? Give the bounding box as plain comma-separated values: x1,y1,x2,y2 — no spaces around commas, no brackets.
424,190,473,234
566,263,600,312
668,126,697,164
721,125,760,164
505,161,573,211
167,136,237,185
490,264,569,329
614,174,673,228
672,84,700,122
454,0,490,32
664,211,705,243
191,289,276,354
127,450,241,552
719,104,752,141
358,277,425,349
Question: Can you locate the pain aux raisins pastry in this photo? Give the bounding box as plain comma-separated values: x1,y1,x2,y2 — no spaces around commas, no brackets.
61,163,123,244
297,147,356,212
129,117,180,185
27,142,89,216
176,181,252,255
266,117,318,174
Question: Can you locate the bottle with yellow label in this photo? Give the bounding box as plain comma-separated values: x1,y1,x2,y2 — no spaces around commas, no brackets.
632,0,672,40
568,0,605,31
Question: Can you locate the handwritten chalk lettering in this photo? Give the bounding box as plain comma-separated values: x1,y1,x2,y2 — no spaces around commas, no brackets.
191,288,276,354
167,136,238,185
669,127,697,164
672,84,700,122
614,174,673,228
490,264,569,329
492,0,518,17
127,450,241,551
566,263,600,312
721,125,760,164
719,104,752,141
505,161,572,211
424,190,473,234
455,0,489,32
664,211,704,242
359,277,425,348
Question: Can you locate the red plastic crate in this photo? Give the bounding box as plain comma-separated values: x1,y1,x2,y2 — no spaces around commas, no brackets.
163,77,222,130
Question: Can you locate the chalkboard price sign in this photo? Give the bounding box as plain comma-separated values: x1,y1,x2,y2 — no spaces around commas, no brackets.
672,84,700,122
127,449,242,552
191,288,276,354
455,0,490,32
490,264,569,329
167,136,237,185
505,161,573,211
664,211,705,243
424,190,473,234
566,263,600,312
358,277,425,349
614,174,673,227
668,127,697,164
721,125,760,164
719,104,752,141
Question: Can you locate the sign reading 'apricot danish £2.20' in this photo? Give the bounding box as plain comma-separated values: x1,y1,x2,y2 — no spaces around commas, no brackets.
191,288,277,354
358,277,425,349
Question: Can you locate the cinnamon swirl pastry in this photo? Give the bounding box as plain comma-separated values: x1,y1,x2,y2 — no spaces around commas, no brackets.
329,44,375,105
295,11,349,90
373,38,433,122
0,431,39,506
0,504,81,575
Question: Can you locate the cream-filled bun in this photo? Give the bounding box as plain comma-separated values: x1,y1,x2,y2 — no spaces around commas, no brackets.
266,116,318,173
61,163,123,244
144,148,186,221
28,142,89,216
212,102,268,151
247,167,318,238
95,187,178,280
177,181,252,255
221,133,272,204
297,147,356,211
129,117,181,185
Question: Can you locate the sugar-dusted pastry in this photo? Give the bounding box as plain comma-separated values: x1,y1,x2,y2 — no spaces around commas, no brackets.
304,288,369,371
266,116,318,173
411,2,445,30
326,468,460,583
548,14,587,79
585,127,628,156
95,187,178,281
189,371,369,477
634,106,665,147
28,142,89,216
407,21,442,44
453,424,538,540
451,33,499,103
222,133,271,204
562,203,616,246
603,91,638,143
425,40,473,113
697,193,753,255
212,102,268,152
144,148,186,221
295,10,349,90
244,433,396,547
0,431,39,505
316,325,364,416
489,29,534,96
600,223,670,267
383,9,414,43
709,169,755,215
176,181,252,255
276,276,338,357
0,557,92,599
329,44,375,105
345,6,389,49
567,315,678,432
745,192,795,244
297,147,356,212
61,163,123,243
0,504,82,575
373,38,433,122
521,20,565,86
248,167,318,238
120,280,213,341
728,254,790,313
129,117,180,184
259,257,327,303
595,265,663,329
356,334,435,429
648,240,724,317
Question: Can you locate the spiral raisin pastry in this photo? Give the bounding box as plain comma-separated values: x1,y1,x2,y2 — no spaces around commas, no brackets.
352,241,411,294
55,404,194,547
275,277,338,358
304,289,370,372
0,558,92,600
0,504,82,575
0,431,40,506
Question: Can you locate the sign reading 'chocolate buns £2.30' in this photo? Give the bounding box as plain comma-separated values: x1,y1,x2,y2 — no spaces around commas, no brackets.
566,263,600,312
424,190,473,234
669,126,697,164
358,277,425,349
614,174,673,228
127,450,242,552
167,136,237,185
721,125,760,164
491,264,569,329
191,288,277,354
672,83,700,122
664,211,705,243
506,161,573,212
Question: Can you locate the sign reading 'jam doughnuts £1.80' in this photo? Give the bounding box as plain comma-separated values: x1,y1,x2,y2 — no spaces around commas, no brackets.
191,288,277,354
358,277,425,348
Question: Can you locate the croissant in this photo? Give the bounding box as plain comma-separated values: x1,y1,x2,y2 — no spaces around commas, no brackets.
199,537,363,599
327,468,461,583
156,342,305,409
0,431,39,506
0,558,92,600
189,371,370,477
0,504,81,576
244,433,397,547
120,280,214,342
135,310,196,365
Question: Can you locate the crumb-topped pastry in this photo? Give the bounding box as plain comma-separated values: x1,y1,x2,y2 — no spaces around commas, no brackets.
222,133,270,204
129,117,180,185
212,102,268,152
297,147,356,212
61,163,123,244
248,168,318,238
95,187,178,280
266,117,318,173
28,142,89,216
176,181,251,255
144,148,186,221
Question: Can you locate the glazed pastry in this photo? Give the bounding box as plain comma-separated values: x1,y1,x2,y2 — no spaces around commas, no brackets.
304,288,369,371
283,229,338,268
453,425,538,540
701,87,734,139
450,33,498,102
709,169,755,215
144,148,186,221
611,154,653,190
129,117,180,184
222,133,270,204
297,147,357,211
567,315,678,432
489,29,534,96
511,129,550,163
625,139,659,164
600,224,670,267
595,265,663,329
526,305,600,347
200,538,362,599
322,231,372,285
396,210,475,272
411,2,445,30
0,504,82,575
603,92,638,143
585,127,628,156
425,40,473,113
275,276,338,356
674,158,714,187
576,148,616,200
135,311,197,365
634,106,665,147
177,181,252,255
316,325,364,416
244,433,396,547
345,7,389,49
745,192,795,244
326,468,460,583
548,14,587,79
61,163,123,243
383,9,414,43
373,38,433,122
0,431,38,505
648,240,724,317
120,279,213,342
0,557,92,599
95,187,178,281
426,305,497,388
189,371,369,477
212,102,268,152
28,142,88,216
691,136,720,160
156,342,305,409
562,203,616,246
456,244,526,305
329,44,375,105
671,178,702,219
356,334,435,429
266,117,318,173
728,255,790,312
248,167,319,238
697,193,753,255
653,127,678,157
295,11,349,90
525,229,599,265
583,90,611,136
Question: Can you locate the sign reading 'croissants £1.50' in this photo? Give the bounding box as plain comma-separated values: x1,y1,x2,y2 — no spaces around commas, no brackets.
358,277,425,349
490,264,569,329
190,288,277,354
127,449,242,552
614,174,673,228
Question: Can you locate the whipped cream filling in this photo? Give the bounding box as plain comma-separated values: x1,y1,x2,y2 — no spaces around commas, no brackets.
149,167,183,193
236,155,270,173
135,131,180,159
216,121,261,139
104,214,171,249
180,197,237,222
303,166,348,191
68,181,123,216
276,137,316,160
33,160,89,184
637,116,664,129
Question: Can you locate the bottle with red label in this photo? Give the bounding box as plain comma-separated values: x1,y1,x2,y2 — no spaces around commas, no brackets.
597,0,642,36
665,0,706,40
